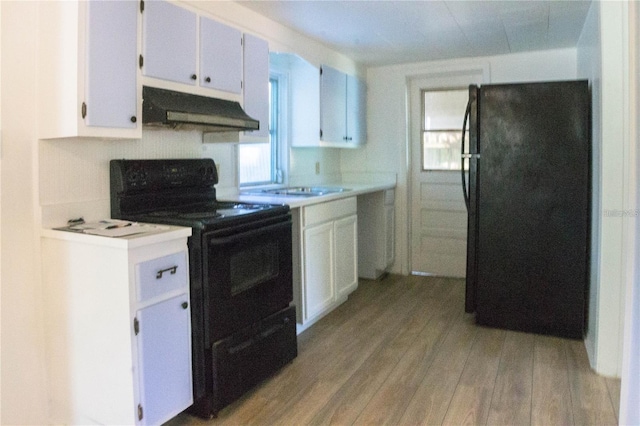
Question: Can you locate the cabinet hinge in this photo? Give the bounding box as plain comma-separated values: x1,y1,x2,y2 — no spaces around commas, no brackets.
81,102,87,119
320,67,323,76
320,129,323,138
133,317,139,335
139,55,144,69
138,403,143,421
140,0,144,13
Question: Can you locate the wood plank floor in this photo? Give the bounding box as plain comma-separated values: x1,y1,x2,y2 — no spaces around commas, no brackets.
166,275,621,426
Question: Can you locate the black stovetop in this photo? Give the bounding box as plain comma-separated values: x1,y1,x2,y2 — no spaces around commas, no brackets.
132,200,290,229
110,159,289,229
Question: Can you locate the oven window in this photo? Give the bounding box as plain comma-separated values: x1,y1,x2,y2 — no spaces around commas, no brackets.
229,242,279,295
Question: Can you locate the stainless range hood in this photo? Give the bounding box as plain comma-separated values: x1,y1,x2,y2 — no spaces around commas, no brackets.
142,86,260,132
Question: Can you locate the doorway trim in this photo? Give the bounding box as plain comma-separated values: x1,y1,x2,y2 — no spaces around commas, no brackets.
405,64,489,276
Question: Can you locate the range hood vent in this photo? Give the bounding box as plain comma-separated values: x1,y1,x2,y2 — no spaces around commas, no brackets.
142,86,260,132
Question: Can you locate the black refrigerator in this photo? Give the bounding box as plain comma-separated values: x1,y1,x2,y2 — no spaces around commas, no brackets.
462,80,590,339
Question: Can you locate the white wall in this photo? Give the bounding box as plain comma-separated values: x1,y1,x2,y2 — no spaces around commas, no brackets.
0,3,4,424
620,2,640,423
577,0,630,377
342,48,578,277
0,1,360,424
1,2,48,424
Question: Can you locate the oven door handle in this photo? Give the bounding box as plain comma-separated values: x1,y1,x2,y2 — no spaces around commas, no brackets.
207,220,291,245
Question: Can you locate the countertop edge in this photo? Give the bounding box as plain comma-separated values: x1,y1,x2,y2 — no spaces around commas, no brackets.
41,224,192,248
225,182,396,208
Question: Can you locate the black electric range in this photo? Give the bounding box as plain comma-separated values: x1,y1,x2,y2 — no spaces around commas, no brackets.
110,159,297,418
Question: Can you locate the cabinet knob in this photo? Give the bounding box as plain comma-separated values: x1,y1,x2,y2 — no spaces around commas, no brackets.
191,74,197,80
205,77,211,83
130,116,137,123
181,302,189,310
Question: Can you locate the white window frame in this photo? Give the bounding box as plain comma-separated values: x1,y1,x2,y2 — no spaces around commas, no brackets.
421,87,469,171
238,71,289,188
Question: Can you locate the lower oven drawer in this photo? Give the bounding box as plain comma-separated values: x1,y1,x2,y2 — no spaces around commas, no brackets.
211,305,297,413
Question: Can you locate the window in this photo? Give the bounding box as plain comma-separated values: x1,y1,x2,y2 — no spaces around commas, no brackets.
239,77,282,186
422,89,469,171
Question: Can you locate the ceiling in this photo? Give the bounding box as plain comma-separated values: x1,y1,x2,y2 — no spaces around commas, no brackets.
236,0,592,67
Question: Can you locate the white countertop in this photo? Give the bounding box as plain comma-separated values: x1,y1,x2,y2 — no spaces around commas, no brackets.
41,224,192,249
223,182,396,208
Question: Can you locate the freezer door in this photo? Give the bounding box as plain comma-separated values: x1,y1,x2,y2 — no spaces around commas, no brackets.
474,81,590,338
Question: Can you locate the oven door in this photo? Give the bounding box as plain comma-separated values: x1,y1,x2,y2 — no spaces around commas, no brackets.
203,216,293,344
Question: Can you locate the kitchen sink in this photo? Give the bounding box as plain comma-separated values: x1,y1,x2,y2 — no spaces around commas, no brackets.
243,186,351,197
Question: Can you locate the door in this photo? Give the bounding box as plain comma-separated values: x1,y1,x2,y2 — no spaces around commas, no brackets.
205,218,293,343
346,74,366,145
409,71,484,277
137,295,192,426
474,81,590,338
85,0,138,128
334,215,358,298
320,65,346,143
303,222,335,321
199,17,242,93
142,0,197,85
243,33,269,138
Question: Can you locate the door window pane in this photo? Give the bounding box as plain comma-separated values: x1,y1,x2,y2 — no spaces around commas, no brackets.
422,89,468,170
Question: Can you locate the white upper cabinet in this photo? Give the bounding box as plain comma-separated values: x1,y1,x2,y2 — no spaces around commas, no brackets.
199,17,242,94
320,64,367,147
85,1,138,129
142,0,197,85
287,55,320,147
242,33,270,140
320,65,347,144
346,74,367,145
270,53,320,147
38,0,141,139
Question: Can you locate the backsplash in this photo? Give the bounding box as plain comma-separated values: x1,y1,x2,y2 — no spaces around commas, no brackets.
39,129,347,227
39,129,218,227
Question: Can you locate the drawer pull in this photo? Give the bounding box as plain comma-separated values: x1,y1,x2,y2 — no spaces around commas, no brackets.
156,265,177,279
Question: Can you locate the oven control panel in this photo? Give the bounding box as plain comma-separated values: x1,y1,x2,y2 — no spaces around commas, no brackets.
110,159,218,192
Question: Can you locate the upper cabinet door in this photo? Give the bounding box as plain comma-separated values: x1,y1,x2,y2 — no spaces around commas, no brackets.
85,1,138,128
346,74,367,145
200,17,242,94
38,0,141,139
320,65,347,144
142,0,197,85
243,34,269,138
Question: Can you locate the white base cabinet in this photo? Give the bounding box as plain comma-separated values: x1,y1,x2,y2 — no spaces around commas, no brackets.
298,198,358,331
358,189,396,279
41,226,193,425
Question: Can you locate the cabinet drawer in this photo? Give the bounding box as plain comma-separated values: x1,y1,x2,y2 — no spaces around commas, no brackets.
303,197,357,227
136,252,187,302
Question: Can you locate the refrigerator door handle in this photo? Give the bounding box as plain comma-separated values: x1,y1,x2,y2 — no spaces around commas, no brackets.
461,98,472,211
